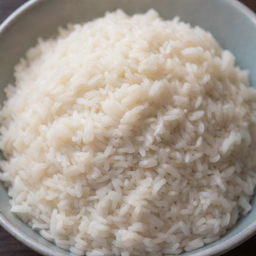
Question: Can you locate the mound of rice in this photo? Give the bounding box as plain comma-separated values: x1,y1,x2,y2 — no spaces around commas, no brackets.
1,9,256,256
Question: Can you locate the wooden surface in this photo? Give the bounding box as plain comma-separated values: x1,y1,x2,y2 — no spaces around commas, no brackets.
0,0,256,255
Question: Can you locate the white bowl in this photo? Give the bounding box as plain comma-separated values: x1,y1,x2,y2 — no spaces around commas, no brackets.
0,1,256,255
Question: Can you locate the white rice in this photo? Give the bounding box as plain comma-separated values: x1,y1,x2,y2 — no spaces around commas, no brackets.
1,9,256,256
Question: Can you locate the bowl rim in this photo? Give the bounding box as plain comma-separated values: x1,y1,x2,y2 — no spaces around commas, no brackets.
0,0,256,256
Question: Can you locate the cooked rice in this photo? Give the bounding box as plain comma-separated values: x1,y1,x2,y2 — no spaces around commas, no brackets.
1,9,256,256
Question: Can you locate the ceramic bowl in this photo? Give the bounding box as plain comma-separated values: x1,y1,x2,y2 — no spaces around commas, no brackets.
0,0,256,255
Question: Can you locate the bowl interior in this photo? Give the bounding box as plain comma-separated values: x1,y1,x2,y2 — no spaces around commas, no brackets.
0,0,256,256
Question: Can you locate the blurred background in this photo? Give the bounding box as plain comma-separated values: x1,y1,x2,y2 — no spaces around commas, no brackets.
0,0,255,256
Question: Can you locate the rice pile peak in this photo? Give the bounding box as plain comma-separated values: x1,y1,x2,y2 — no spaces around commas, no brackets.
1,10,256,256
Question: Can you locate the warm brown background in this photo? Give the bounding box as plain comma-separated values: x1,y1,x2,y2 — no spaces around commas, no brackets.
0,0,256,256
